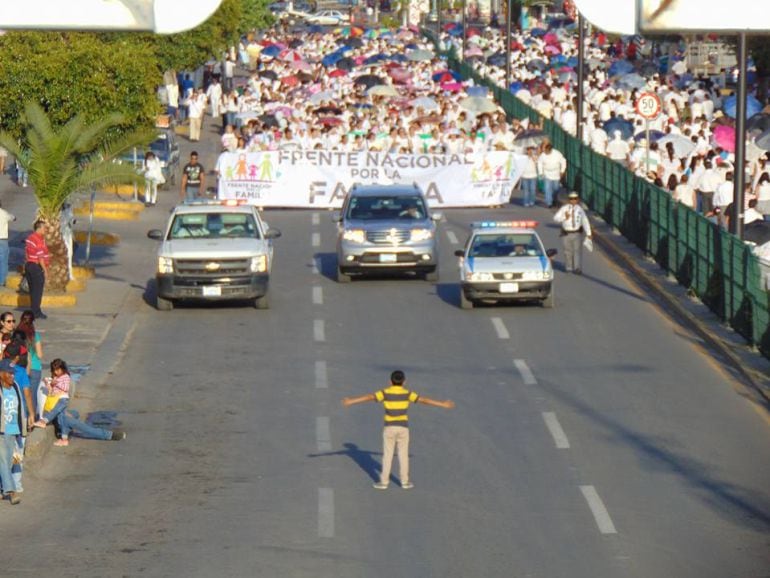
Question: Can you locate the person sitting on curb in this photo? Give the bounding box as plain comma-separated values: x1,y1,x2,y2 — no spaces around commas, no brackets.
55,409,126,443
34,358,70,444
0,358,27,505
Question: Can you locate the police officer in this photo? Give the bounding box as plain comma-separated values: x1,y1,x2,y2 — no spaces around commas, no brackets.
554,192,592,274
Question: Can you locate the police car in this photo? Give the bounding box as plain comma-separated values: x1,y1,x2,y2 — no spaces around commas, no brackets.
454,221,557,309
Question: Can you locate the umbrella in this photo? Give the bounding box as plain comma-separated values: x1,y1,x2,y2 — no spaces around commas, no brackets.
543,32,559,45
724,94,763,119
308,24,323,33
297,72,313,84
486,52,507,67
526,59,546,72
279,49,303,62
467,27,481,38
258,69,278,81
281,75,299,87
440,81,463,93
558,70,577,83
388,68,412,83
460,96,497,114
545,44,561,55
388,53,408,63
336,57,355,70
407,49,434,62
514,129,547,149
755,128,770,151
368,84,400,97
364,54,388,66
432,70,460,82
310,90,336,104
527,78,550,96
747,113,770,134
289,38,303,49
608,59,634,76
410,96,439,111
235,111,260,123
743,221,770,245
261,45,281,58
603,118,634,140
713,125,736,152
530,27,546,37
614,73,647,90
329,68,347,78
354,74,384,89
258,113,279,128
317,117,343,126
290,60,313,72
634,130,665,143
466,86,488,98
314,105,342,115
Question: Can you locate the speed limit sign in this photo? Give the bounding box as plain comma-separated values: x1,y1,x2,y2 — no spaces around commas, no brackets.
635,92,662,119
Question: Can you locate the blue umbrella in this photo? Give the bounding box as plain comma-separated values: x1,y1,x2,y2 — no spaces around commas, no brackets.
724,94,762,119
603,118,634,140
551,54,567,65
261,45,281,58
634,130,665,142
509,81,524,93
447,27,463,37
364,54,386,65
566,56,579,68
321,53,342,67
547,17,574,29
608,59,634,77
486,53,506,67
530,27,546,37
308,24,323,34
467,86,488,97
389,53,407,62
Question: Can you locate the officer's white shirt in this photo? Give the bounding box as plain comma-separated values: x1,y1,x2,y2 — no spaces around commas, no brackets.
554,202,592,235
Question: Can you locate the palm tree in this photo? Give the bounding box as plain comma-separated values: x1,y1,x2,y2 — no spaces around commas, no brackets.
0,102,155,292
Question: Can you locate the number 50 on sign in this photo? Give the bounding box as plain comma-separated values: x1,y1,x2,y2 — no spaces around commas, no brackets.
635,92,662,119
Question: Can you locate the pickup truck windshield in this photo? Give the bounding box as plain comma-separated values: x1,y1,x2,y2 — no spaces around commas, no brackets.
346,195,427,221
168,213,261,240
469,233,543,257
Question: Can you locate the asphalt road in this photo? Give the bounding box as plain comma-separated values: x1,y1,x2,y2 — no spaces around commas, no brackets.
2,203,770,578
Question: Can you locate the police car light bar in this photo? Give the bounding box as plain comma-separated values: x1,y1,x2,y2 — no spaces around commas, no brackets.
183,199,248,206
472,221,539,229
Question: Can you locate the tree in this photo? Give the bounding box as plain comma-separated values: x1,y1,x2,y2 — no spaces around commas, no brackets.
0,103,155,291
240,0,275,33
0,32,160,140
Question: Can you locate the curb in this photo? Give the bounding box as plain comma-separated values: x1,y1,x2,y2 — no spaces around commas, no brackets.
5,274,86,293
0,289,77,308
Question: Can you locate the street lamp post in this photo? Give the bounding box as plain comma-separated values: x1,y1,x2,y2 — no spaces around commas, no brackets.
732,31,748,239
576,13,585,143
504,0,512,90
462,0,467,60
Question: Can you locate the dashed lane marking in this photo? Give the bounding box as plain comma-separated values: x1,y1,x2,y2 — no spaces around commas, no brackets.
316,416,332,452
314,319,325,342
446,230,459,245
318,488,335,538
491,317,510,340
315,360,328,389
580,485,618,535
514,359,537,385
312,286,323,305
312,232,321,247
312,213,320,226
542,412,570,449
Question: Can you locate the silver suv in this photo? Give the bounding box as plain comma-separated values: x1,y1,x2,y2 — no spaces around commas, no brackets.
334,184,441,283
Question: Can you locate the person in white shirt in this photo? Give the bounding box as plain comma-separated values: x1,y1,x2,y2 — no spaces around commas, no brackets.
673,174,697,208
187,90,205,142
713,171,734,227
0,202,16,286
744,199,764,225
520,147,539,207
537,143,567,207
755,172,770,214
554,192,592,274
143,152,165,206
590,126,608,155
606,130,630,164
698,159,721,214
206,78,223,119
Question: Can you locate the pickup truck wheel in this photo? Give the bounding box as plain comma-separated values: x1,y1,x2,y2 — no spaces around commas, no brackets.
156,296,173,311
542,287,555,309
336,267,351,283
254,294,270,309
459,289,474,310
424,269,439,282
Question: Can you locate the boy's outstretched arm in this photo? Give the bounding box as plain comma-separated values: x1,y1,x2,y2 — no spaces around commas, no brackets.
342,393,376,407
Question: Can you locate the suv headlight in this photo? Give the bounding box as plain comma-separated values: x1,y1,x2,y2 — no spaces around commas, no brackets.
521,270,553,281
158,256,174,274
342,229,366,243
250,255,267,272
410,228,433,242
468,272,493,282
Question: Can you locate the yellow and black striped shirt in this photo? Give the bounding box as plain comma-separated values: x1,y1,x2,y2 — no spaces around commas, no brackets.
375,385,420,427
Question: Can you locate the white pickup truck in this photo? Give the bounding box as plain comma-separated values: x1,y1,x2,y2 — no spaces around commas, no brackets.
147,201,281,310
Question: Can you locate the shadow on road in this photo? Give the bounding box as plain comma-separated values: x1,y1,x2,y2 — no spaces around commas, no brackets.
308,442,406,485
540,378,770,532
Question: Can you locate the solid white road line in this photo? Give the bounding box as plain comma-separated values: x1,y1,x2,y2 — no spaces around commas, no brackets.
315,360,328,389
314,319,325,342
580,485,618,535
491,317,510,340
446,230,459,245
514,359,537,385
312,286,323,305
318,488,335,538
312,212,320,226
312,232,321,247
542,412,570,449
316,417,332,452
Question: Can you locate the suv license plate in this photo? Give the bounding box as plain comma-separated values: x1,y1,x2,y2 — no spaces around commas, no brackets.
379,254,397,263
500,282,519,293
202,286,222,297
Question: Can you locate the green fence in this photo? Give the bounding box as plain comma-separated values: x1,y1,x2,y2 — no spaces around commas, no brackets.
433,40,770,357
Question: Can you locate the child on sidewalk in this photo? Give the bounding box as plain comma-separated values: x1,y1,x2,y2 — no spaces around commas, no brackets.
33,359,71,446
